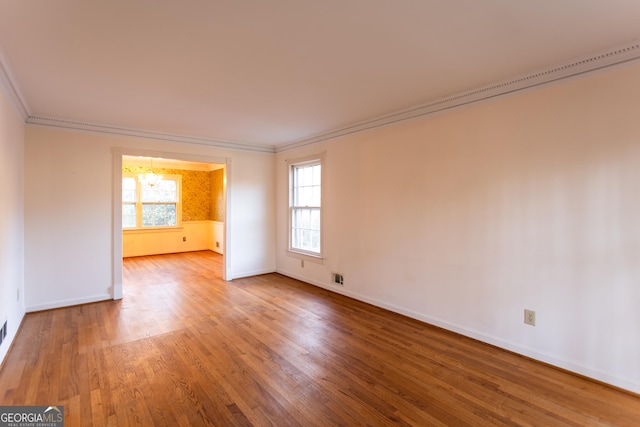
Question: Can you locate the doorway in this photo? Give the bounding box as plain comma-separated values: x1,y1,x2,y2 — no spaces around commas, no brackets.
112,148,230,300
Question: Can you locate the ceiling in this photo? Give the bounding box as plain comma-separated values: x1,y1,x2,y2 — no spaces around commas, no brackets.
1,1,639,152
123,155,224,171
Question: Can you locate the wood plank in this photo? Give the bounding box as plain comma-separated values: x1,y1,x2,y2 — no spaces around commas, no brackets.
0,251,638,426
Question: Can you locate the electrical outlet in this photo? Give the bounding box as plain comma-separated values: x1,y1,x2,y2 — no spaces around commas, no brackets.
524,309,536,326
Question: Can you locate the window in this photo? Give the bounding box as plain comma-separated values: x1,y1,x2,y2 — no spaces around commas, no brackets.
288,155,323,258
122,174,182,229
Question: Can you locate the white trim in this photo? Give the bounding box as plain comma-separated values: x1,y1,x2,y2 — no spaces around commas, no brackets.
276,40,640,153
285,250,325,266
27,115,275,153
231,268,276,280
112,150,124,300
122,226,185,234
286,153,325,261
222,158,231,281
0,45,29,119
26,294,112,313
112,148,231,298
276,268,640,395
8,40,640,154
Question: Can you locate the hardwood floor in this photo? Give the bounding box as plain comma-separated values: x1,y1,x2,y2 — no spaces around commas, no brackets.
1,251,639,426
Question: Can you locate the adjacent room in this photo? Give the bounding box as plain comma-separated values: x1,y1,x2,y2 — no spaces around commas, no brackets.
121,155,225,258
1,1,640,425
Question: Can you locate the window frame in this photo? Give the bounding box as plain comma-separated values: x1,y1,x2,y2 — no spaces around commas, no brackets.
122,173,182,230
287,153,325,262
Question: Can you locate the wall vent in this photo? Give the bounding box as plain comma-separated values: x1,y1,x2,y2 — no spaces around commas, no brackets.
332,273,344,286
0,320,7,346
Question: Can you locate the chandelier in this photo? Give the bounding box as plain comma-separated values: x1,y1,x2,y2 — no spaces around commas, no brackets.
138,158,162,187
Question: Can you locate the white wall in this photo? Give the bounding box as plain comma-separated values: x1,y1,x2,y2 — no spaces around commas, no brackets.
25,127,275,311
0,77,25,365
276,62,640,393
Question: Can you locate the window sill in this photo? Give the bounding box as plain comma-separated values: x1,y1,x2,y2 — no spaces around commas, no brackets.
123,226,184,234
287,250,325,265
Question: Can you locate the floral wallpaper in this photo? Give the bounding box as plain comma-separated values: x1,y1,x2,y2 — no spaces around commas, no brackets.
210,168,225,222
123,165,223,221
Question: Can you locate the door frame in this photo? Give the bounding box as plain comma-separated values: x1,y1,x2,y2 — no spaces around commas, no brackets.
112,147,231,299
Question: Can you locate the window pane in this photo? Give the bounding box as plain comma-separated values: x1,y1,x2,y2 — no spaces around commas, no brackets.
310,209,320,230
310,230,320,251
304,166,313,187
301,229,311,249
122,177,137,202
292,228,302,249
296,167,305,186
300,209,309,228
142,203,177,227
300,187,310,206
292,164,321,207
292,207,320,252
122,203,136,228
142,204,157,226
311,185,320,205
166,204,177,225
142,179,177,202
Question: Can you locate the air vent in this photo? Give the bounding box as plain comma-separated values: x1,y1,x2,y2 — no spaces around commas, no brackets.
0,320,7,346
332,273,344,286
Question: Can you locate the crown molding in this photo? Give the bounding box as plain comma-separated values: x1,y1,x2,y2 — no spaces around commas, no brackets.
275,40,640,153
14,40,640,154
25,115,275,153
0,45,30,119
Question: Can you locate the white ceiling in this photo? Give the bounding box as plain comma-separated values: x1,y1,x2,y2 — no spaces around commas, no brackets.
1,1,639,151
123,155,224,171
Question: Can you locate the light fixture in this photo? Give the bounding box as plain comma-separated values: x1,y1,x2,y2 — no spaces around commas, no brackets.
138,158,162,187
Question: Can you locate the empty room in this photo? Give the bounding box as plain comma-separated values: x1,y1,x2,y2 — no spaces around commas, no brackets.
1,1,640,425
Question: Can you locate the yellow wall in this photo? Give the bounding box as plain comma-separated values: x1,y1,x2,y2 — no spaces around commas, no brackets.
210,168,225,222
123,165,223,221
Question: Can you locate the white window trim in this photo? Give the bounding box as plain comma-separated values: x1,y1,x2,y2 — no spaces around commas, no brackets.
286,153,325,263
122,173,182,230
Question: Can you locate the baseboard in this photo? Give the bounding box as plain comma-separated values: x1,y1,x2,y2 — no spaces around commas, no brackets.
276,268,640,395
229,267,276,281
26,293,112,313
124,246,212,258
